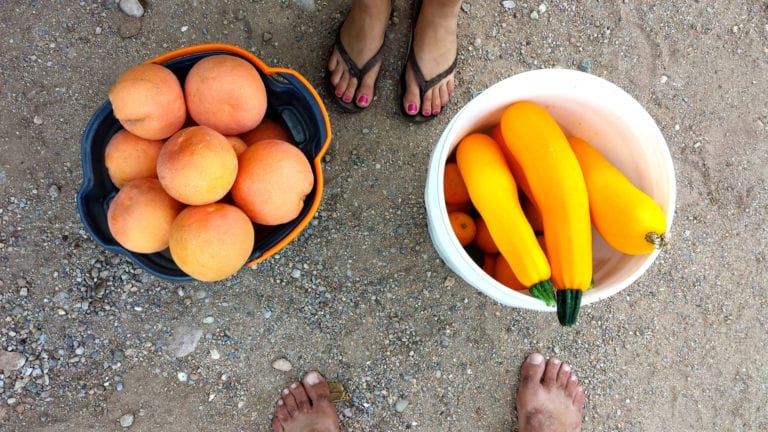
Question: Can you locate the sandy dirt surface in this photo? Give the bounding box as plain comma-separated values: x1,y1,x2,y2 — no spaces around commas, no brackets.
1,1,767,431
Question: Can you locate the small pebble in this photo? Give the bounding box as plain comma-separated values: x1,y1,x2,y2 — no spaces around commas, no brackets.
290,269,301,279
119,0,144,18
395,399,409,413
119,413,134,427
202,316,215,324
578,59,591,72
177,372,188,382
502,1,516,10
272,358,292,372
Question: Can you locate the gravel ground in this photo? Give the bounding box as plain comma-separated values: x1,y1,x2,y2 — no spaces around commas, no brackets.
1,1,767,431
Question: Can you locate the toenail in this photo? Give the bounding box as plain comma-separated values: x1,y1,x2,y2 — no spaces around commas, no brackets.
407,103,418,114
282,389,289,395
551,358,562,365
422,110,431,117
527,353,544,364
570,374,578,381
290,383,298,389
277,399,284,406
562,364,571,372
358,95,369,106
432,109,440,115
304,371,322,385
343,96,352,103
335,91,343,98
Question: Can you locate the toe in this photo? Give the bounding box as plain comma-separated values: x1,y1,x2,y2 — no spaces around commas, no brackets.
342,77,358,104
431,88,441,115
519,352,546,387
271,416,284,432
403,65,422,116
280,388,299,415
288,381,311,413
566,373,580,398
355,63,381,108
573,386,586,408
556,362,572,388
334,71,350,99
438,83,450,109
543,357,562,387
275,402,291,423
302,371,331,404
421,90,433,117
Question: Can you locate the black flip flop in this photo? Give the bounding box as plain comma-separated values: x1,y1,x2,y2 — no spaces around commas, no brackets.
400,0,458,122
328,23,385,113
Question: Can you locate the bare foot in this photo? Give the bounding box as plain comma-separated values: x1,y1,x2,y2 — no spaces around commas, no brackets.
327,0,391,109
271,371,340,432
516,353,585,432
402,0,461,118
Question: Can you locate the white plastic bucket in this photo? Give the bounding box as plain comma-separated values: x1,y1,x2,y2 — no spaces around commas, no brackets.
425,69,676,312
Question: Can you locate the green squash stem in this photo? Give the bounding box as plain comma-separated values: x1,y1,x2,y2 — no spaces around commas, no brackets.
529,280,556,307
556,289,583,326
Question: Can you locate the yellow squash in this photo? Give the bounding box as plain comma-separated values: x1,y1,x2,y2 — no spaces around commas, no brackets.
456,133,555,306
499,101,592,326
568,136,668,255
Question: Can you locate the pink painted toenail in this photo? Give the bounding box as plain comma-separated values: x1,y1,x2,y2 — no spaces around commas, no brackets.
343,96,352,103
358,95,369,106
527,353,544,364
335,91,343,98
422,110,431,117
432,109,440,115
407,103,417,114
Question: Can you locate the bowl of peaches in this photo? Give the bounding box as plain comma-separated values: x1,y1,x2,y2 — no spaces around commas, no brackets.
77,43,331,282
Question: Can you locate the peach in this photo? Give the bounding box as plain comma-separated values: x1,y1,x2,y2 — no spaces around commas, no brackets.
104,129,163,188
107,178,185,254
168,203,255,282
108,63,187,140
225,135,248,156
184,54,267,135
156,126,239,205
240,118,291,146
231,139,314,225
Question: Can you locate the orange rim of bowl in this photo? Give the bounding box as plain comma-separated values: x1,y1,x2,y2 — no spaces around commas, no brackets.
147,43,332,268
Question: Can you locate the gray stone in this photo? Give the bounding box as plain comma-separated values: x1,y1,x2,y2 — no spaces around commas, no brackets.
119,0,144,18
165,327,203,358
0,351,26,371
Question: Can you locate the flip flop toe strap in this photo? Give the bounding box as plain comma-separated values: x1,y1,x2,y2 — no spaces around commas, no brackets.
334,34,383,80
409,49,457,95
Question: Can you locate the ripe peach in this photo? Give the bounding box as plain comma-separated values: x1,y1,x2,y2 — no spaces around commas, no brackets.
231,139,314,225
225,135,248,156
108,63,187,140
156,126,238,205
168,203,255,282
104,129,163,188
107,178,185,254
239,118,291,146
184,54,267,135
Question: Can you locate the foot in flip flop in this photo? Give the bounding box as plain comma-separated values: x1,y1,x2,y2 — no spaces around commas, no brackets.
271,371,340,432
402,0,461,120
516,353,586,432
327,0,391,111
